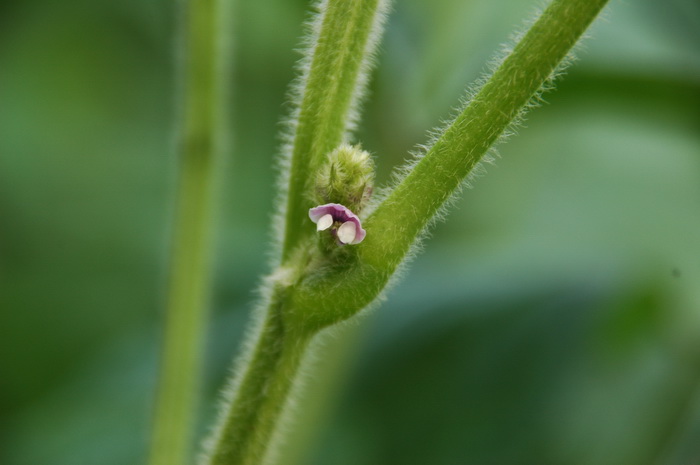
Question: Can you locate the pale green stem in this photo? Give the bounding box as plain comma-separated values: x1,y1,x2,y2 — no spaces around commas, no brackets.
281,0,387,261
362,0,610,272
202,2,387,461
148,0,223,463
204,284,313,465
197,0,386,462
202,0,609,463
289,0,611,323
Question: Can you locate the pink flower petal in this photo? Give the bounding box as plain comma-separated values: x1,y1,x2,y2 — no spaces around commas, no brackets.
308,203,366,244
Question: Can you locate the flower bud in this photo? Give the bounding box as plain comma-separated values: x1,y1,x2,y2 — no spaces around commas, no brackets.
314,144,374,214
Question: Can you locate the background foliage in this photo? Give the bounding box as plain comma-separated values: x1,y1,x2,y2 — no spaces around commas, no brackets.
1,0,699,463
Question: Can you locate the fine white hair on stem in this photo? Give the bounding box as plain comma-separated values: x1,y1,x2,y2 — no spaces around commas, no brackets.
197,270,280,465
266,0,324,268
269,0,392,267
200,1,609,461
366,2,588,273
201,4,393,459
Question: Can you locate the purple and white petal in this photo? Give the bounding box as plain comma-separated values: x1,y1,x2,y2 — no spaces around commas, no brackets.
308,203,366,245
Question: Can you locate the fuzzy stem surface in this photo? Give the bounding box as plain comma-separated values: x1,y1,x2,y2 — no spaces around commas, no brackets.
288,0,610,325
361,0,609,272
281,0,386,261
203,0,609,463
205,285,313,465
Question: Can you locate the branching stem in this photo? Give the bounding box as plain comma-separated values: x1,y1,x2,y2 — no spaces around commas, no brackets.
203,0,610,463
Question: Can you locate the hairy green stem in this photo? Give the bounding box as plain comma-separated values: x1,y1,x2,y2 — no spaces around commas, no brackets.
202,0,609,463
201,1,387,462
281,0,387,261
148,0,224,463
205,285,313,465
289,0,610,321
362,0,609,272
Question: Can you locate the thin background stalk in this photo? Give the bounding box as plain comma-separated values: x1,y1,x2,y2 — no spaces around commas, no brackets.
148,0,229,463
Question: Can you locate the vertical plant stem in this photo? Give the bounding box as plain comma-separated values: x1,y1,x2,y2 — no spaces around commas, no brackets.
201,1,389,462
149,0,223,463
281,0,387,261
206,286,313,465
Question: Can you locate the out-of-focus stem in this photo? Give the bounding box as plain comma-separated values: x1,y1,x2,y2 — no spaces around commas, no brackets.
148,0,225,463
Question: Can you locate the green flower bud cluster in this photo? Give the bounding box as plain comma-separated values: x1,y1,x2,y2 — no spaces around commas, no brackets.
314,144,374,214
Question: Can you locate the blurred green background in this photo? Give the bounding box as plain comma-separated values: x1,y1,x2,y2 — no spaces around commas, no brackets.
1,0,699,463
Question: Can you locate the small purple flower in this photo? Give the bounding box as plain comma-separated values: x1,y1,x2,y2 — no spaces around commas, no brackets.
309,203,366,245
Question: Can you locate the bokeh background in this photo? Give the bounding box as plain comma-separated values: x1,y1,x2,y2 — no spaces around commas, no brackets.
1,0,699,463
